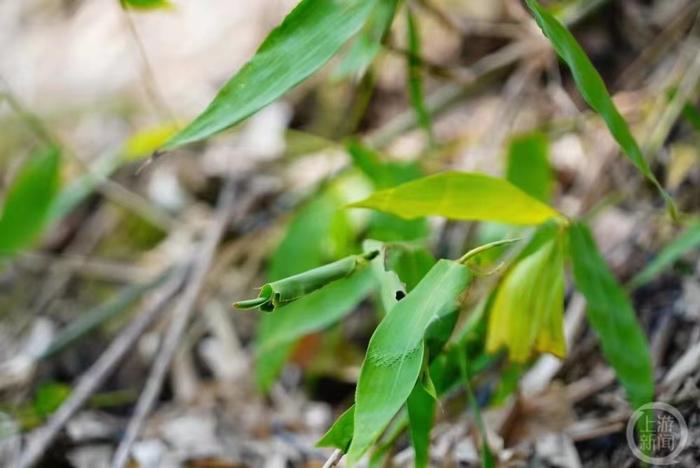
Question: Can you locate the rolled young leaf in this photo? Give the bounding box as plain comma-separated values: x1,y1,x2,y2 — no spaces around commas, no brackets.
525,0,675,215
569,222,653,409
163,0,379,150
235,250,378,312
349,171,562,225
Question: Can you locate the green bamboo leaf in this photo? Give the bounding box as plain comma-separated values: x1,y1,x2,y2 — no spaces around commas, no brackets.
525,0,675,214
335,0,400,79
163,0,379,150
406,8,433,144
0,147,61,256
407,380,435,468
569,222,653,409
349,172,562,225
318,406,355,451
347,260,470,464
630,220,700,288
505,131,552,203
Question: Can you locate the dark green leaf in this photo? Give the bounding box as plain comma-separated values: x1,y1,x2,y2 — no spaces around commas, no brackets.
164,0,379,150
505,131,552,203
569,222,653,409
525,0,675,215
0,147,60,256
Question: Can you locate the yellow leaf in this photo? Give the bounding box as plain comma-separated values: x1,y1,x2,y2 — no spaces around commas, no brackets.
122,122,180,162
486,234,566,362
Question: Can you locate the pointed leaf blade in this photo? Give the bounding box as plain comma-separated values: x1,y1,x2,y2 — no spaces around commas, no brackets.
569,222,653,409
164,0,378,150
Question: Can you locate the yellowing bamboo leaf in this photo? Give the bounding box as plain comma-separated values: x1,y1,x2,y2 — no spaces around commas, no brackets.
486,230,566,362
164,0,379,150
123,122,180,162
349,172,562,225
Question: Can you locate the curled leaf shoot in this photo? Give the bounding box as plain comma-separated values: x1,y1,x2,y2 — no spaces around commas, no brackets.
458,238,522,265
234,250,379,312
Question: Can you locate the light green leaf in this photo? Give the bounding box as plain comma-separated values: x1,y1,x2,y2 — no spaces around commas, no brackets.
163,0,379,150
317,406,355,451
0,147,60,256
525,0,675,214
349,171,562,225
486,230,566,362
335,0,400,79
406,8,433,144
629,220,700,288
407,381,435,468
569,222,653,409
347,260,470,464
505,131,552,203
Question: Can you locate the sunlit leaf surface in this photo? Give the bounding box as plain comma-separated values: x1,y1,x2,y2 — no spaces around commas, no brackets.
349,172,561,225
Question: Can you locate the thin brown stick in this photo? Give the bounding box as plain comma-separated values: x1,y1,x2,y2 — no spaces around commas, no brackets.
110,179,237,468
15,267,188,468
